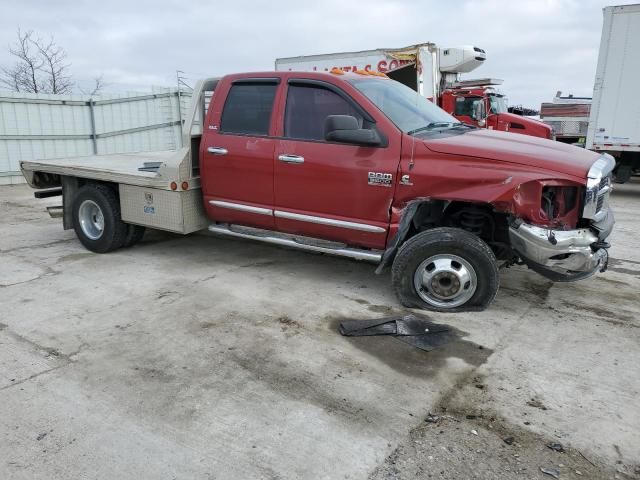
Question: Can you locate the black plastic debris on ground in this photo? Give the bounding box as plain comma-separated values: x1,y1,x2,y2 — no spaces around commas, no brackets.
338,314,454,351
546,442,565,453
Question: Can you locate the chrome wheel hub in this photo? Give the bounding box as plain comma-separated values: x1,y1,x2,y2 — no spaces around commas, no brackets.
413,254,478,308
78,200,105,240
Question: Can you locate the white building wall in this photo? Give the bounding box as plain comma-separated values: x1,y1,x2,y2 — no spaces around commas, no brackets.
0,89,191,185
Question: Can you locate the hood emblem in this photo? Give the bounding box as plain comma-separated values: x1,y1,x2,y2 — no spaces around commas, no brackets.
400,175,413,186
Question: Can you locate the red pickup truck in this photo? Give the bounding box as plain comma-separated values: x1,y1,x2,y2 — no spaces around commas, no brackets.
21,70,615,311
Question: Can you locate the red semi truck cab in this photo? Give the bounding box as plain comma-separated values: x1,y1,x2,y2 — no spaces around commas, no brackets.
21,71,615,312
439,83,553,139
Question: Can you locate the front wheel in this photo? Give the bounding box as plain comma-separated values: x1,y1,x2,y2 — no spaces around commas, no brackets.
391,227,499,312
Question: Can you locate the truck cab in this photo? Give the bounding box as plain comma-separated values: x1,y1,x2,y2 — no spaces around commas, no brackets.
199,71,613,310
439,83,553,139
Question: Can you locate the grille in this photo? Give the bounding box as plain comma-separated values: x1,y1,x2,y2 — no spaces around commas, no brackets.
595,174,612,216
599,177,609,189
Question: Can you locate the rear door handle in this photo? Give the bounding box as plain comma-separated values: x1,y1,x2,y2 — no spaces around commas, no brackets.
278,154,304,164
207,147,228,155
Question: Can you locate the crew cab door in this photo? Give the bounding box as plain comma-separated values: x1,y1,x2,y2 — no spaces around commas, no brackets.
273,79,401,250
200,78,280,229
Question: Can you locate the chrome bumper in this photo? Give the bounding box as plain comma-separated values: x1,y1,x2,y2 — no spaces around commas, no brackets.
509,211,614,280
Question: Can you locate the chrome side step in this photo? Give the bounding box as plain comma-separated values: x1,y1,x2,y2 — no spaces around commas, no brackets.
208,224,382,263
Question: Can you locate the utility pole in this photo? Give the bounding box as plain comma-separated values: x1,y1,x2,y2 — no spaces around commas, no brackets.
176,70,183,147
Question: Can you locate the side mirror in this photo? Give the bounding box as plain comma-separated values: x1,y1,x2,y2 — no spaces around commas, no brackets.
472,101,487,127
324,115,382,146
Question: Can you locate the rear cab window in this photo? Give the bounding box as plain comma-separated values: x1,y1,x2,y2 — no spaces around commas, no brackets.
220,81,279,136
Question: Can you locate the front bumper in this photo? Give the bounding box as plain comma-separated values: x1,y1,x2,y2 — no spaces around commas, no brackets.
508,211,614,281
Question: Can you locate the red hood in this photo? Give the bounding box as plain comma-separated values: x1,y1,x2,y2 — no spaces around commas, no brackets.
497,111,549,127
424,128,599,179
495,112,552,135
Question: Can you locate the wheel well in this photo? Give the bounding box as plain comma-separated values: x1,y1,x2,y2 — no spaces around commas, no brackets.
405,200,512,260
31,171,62,189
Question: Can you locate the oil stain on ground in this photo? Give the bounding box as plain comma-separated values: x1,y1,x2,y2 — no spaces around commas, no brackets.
328,315,493,379
342,296,398,315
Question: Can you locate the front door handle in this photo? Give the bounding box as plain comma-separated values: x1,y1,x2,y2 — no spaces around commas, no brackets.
278,154,304,164
207,147,228,155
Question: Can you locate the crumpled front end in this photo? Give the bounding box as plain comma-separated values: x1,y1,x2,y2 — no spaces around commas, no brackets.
508,154,615,281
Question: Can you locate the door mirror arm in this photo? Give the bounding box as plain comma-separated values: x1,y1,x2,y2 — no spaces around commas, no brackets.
472,101,487,127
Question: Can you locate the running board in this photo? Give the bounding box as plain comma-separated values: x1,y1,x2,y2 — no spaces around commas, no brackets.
208,224,382,263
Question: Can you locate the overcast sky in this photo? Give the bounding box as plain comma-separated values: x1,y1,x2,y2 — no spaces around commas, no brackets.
0,0,636,107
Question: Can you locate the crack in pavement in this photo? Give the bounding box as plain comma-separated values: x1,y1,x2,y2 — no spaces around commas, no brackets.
0,325,89,391
0,364,70,391
0,269,60,288
0,237,77,255
2,323,89,363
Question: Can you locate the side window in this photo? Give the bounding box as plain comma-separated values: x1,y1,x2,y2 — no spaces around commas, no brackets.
284,84,364,141
220,82,278,136
454,96,482,117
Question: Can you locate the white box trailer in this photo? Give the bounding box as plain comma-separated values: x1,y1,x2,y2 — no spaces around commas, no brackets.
586,3,640,182
275,43,486,100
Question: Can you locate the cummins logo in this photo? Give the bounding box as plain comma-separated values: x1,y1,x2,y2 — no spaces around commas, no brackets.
368,172,393,187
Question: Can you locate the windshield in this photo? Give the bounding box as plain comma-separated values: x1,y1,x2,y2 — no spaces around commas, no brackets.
489,95,508,114
348,78,460,133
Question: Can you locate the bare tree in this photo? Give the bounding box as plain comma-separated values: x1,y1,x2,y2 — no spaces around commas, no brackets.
0,29,44,92
90,74,104,95
0,29,74,94
0,62,27,92
36,35,73,93
77,75,106,96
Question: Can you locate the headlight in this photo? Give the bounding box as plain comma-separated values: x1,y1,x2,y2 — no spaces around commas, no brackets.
541,184,579,221
583,155,615,222
514,180,582,228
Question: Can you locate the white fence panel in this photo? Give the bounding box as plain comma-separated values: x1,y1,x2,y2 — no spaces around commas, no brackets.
0,89,191,185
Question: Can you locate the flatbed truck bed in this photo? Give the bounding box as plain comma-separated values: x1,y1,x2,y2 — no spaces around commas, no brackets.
20,79,218,235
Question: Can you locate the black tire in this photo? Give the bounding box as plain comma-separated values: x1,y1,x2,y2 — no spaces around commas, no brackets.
391,227,499,312
72,183,127,253
122,224,146,248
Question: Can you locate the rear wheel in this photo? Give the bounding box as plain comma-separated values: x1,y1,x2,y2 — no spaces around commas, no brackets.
122,224,146,248
391,227,499,312
72,183,127,253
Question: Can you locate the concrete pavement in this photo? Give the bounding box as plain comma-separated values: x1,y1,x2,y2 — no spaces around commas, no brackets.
1,182,639,479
